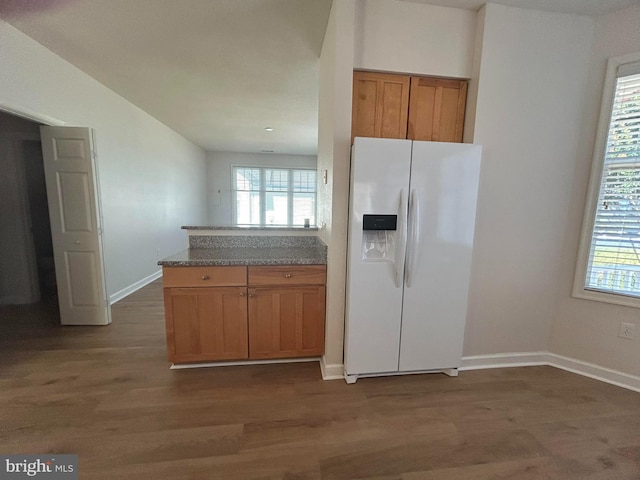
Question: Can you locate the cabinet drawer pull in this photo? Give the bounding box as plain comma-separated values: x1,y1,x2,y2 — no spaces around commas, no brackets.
284,273,292,278
201,274,210,280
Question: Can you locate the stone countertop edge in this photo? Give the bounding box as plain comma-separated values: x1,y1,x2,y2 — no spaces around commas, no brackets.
182,225,320,232
158,247,327,267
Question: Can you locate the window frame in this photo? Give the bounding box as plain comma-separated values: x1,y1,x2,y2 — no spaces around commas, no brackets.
573,51,640,308
231,165,317,227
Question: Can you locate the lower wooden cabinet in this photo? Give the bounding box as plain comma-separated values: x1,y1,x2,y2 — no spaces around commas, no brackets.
164,286,248,363
248,286,326,359
162,264,326,364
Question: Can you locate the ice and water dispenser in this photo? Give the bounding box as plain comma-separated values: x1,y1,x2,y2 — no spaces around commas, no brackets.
361,214,398,262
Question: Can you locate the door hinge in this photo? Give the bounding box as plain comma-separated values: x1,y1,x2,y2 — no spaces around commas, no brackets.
98,227,103,236
91,150,97,160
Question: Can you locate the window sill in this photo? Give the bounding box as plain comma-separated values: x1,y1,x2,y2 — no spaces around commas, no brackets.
572,286,640,309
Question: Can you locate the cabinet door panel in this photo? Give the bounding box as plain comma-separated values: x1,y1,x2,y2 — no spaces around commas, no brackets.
352,71,410,143
165,287,248,363
249,286,325,359
436,86,465,142
352,78,378,139
408,77,467,143
169,292,199,358
380,81,408,138
409,82,436,141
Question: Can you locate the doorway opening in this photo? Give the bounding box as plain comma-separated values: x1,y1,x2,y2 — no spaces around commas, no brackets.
0,111,56,306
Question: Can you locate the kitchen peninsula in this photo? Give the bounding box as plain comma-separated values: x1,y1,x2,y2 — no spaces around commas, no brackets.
158,226,327,366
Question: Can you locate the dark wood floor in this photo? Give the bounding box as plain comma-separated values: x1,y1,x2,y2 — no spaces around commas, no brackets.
1,281,639,479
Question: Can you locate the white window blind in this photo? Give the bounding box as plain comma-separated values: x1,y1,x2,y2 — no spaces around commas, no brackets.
584,68,640,297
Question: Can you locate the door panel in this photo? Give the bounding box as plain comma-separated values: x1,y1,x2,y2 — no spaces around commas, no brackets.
165,287,248,363
399,142,481,371
41,126,110,325
408,77,467,143
65,251,101,306
380,82,406,138
352,78,377,139
52,138,86,160
248,286,325,359
352,71,410,143
58,172,93,232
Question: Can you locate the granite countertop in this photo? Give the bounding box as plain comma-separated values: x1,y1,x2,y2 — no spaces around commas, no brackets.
158,246,327,266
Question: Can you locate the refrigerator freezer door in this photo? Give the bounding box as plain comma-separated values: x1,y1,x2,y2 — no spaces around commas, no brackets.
344,137,412,376
399,141,481,372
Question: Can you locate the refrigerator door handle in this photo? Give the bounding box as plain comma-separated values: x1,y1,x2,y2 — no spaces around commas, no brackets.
406,189,420,287
394,189,407,288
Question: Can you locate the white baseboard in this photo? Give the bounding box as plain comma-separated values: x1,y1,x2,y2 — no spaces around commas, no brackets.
460,352,549,371
547,353,640,393
461,351,640,393
320,357,345,380
109,270,162,305
172,351,640,392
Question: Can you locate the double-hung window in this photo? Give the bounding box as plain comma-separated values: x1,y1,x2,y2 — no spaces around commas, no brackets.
575,54,640,306
233,166,316,226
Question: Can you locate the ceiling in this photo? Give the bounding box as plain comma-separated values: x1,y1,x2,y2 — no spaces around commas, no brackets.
1,0,638,156
0,0,332,155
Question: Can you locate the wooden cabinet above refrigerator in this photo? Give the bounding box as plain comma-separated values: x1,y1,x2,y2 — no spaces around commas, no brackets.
351,70,468,144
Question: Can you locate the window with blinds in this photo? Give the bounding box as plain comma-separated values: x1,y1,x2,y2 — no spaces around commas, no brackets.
583,64,640,299
233,166,316,226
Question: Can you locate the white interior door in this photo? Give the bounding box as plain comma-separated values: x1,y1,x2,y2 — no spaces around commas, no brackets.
40,126,110,325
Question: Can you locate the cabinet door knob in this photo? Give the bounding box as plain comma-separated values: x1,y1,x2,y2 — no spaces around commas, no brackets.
239,291,246,297
201,274,210,280
284,273,292,278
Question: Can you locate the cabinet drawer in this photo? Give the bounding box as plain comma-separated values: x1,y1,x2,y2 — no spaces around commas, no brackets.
163,266,247,287
248,265,326,286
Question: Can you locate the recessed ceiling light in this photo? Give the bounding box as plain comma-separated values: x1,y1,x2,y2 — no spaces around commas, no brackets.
264,127,274,132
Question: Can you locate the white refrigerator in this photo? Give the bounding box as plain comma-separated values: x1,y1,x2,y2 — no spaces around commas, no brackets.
344,137,481,383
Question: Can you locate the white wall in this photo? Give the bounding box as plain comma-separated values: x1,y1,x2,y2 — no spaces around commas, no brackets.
549,4,640,376
206,151,316,225
0,20,208,299
353,0,476,78
317,0,355,372
464,4,595,355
